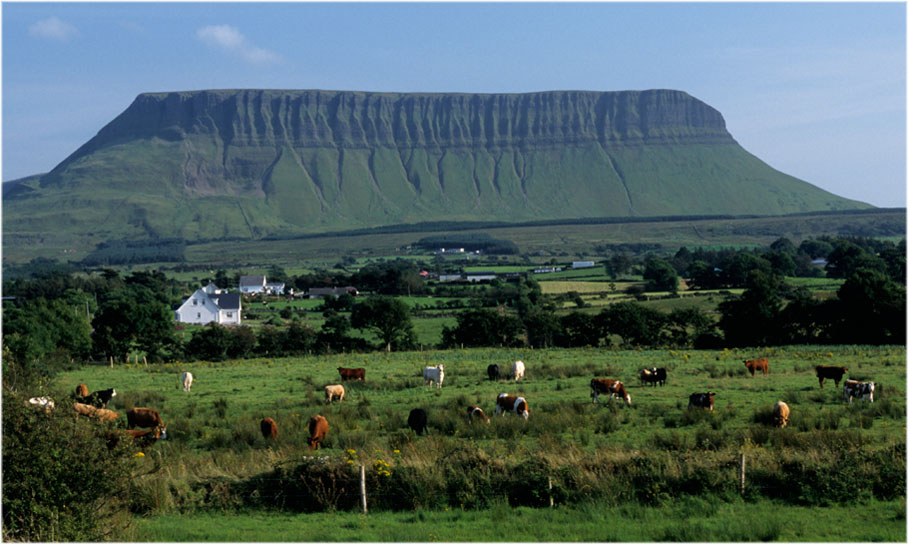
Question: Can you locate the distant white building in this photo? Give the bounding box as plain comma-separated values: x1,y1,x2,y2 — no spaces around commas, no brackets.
265,282,286,295
175,289,242,325
572,261,595,269
466,272,496,283
239,275,267,294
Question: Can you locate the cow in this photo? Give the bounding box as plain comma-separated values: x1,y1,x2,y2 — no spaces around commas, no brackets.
688,392,715,411
816,365,848,388
423,364,445,388
338,367,366,382
408,408,428,435
308,414,329,450
127,407,164,429
512,360,525,382
75,384,89,398
324,384,345,403
83,388,117,409
843,380,875,403
744,358,770,376
467,405,490,423
773,401,790,428
487,364,500,381
260,417,278,440
182,372,193,392
27,396,55,413
590,378,631,406
495,393,529,419
108,427,166,450
73,402,119,422
639,367,667,387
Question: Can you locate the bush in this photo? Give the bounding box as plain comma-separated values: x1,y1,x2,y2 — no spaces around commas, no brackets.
2,390,134,541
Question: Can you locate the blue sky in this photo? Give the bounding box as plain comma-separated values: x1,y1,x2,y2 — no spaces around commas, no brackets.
2,2,905,207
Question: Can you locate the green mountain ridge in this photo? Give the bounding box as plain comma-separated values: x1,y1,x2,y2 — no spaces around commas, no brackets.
3,88,870,250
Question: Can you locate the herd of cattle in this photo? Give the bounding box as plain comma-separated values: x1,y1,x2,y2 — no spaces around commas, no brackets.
27,358,878,453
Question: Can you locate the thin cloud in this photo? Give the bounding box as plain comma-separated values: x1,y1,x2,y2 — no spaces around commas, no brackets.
28,16,79,41
196,25,280,65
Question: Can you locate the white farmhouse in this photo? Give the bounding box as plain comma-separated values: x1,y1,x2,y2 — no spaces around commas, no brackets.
239,275,267,294
175,289,242,325
265,282,286,295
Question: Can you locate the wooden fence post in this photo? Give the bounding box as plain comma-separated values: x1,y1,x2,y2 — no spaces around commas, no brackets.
109,356,114,368
548,477,554,507
360,464,368,514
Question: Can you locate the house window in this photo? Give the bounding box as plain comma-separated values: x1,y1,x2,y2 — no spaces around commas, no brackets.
226,312,233,318
193,299,198,305
197,313,201,319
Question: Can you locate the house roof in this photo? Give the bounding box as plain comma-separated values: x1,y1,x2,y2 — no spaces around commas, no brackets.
239,275,266,286
211,293,241,310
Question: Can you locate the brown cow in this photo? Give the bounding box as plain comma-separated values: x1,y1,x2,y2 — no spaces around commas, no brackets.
590,378,631,405
467,405,490,423
773,401,790,428
816,365,848,388
73,402,119,421
260,417,278,440
324,384,345,403
337,367,365,382
744,358,769,376
308,414,329,450
494,394,529,419
75,384,89,398
127,408,164,430
107,426,165,449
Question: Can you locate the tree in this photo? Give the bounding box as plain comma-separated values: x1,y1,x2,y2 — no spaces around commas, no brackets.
597,302,666,347
317,309,354,353
185,323,232,361
441,307,523,348
522,308,561,349
350,296,416,352
92,287,177,362
643,257,679,293
832,268,906,345
555,311,600,347
718,270,784,347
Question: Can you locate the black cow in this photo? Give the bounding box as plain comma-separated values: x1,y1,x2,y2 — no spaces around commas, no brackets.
487,364,500,381
84,388,117,409
688,392,715,411
653,367,667,386
408,408,427,436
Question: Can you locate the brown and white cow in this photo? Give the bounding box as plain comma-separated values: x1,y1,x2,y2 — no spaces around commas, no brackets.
495,394,529,419
467,405,490,424
744,358,769,376
308,414,329,450
324,384,345,403
261,417,278,440
843,380,875,403
773,401,790,428
84,388,117,408
816,365,848,388
688,392,715,411
73,402,119,421
337,367,366,382
590,378,631,405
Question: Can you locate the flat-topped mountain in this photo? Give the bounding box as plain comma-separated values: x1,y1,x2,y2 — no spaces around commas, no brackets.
3,89,870,249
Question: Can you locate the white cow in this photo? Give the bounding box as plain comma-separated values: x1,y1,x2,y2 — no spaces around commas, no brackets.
423,364,445,388
512,360,525,382
324,384,345,403
182,372,193,393
27,396,55,412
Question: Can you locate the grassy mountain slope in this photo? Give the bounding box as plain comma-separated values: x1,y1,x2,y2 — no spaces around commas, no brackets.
2,89,870,255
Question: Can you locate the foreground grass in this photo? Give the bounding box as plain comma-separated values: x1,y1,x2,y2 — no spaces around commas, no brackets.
132,498,906,542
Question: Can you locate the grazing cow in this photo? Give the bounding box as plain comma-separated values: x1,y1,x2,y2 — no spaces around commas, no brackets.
487,364,500,381
337,367,366,382
688,392,716,411
84,388,117,409
495,393,529,419
108,427,166,450
182,372,193,392
639,367,666,387
408,408,428,435
467,405,490,423
260,417,278,440
324,384,345,403
512,360,525,382
423,364,445,388
127,407,165,429
27,396,55,412
308,414,329,450
744,358,770,376
590,378,632,405
773,401,790,428
815,365,848,388
73,402,119,421
75,384,89,398
843,380,875,403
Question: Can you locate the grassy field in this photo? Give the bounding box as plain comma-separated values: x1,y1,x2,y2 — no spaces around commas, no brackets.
51,345,905,541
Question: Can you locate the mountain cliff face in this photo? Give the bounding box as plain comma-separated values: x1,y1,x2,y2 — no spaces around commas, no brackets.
5,89,869,245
